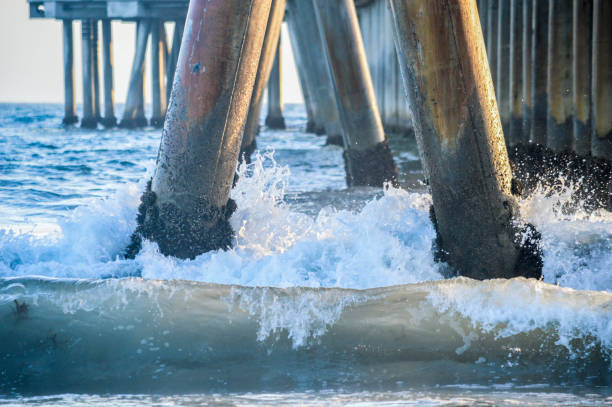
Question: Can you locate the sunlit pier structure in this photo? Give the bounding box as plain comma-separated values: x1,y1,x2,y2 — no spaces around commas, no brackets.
27,0,611,280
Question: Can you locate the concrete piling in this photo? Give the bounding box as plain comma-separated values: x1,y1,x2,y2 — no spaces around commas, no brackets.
522,0,533,142
591,0,612,160
119,19,150,128
166,20,184,103
286,0,343,140
61,19,78,125
128,0,272,259
387,0,541,279
91,20,101,122
572,0,592,156
101,19,116,127
509,0,524,145
241,0,286,162
478,0,488,43
150,20,167,127
546,0,573,153
497,0,512,138
135,60,148,127
80,20,97,128
531,0,549,145
265,45,286,129
486,0,499,94
313,0,397,187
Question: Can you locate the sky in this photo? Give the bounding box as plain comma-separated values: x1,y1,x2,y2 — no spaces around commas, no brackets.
0,1,303,104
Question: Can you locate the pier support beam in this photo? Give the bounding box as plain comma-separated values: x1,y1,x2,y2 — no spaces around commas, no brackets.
509,0,525,145
546,0,573,152
497,0,511,138
62,19,78,125
101,19,116,127
286,0,343,140
241,0,286,162
265,45,286,129
591,0,612,160
314,0,397,187
531,0,549,145
522,0,533,142
166,20,184,104
572,0,592,156
150,20,167,127
486,0,499,94
387,0,541,279
91,20,101,122
128,0,272,259
80,20,97,128
119,20,151,128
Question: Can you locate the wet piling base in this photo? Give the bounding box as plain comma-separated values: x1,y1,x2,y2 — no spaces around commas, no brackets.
62,116,79,125
509,143,612,212
126,181,237,259
265,115,286,129
343,141,397,187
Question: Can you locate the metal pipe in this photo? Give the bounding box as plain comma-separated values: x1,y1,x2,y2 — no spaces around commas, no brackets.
131,0,273,259
531,0,549,145
101,19,116,127
546,0,573,152
119,20,151,128
313,0,397,187
80,20,96,128
509,0,524,145
265,45,286,129
241,0,286,162
387,0,541,280
62,19,78,125
150,20,167,127
591,0,612,160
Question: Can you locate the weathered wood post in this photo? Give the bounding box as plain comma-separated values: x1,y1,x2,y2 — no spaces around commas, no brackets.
119,20,151,128
241,0,286,162
62,19,78,125
91,20,101,122
509,0,525,145
531,0,549,145
546,0,573,152
80,20,97,128
313,0,398,187
591,0,612,160
128,0,272,259
497,0,511,138
286,0,344,141
572,0,592,156
265,46,286,129
150,20,167,127
101,19,116,127
486,0,499,94
522,0,533,141
285,11,316,133
387,0,541,279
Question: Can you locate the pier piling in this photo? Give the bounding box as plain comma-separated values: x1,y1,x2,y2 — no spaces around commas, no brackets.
522,0,533,142
388,0,541,279
531,0,549,145
129,0,272,259
150,20,167,127
314,0,397,187
166,20,184,103
119,20,150,128
80,20,97,128
509,0,525,146
591,0,612,160
101,19,116,127
497,0,511,138
241,0,286,162
62,19,78,125
486,0,499,94
265,45,286,130
546,0,573,153
572,0,592,156
91,20,101,122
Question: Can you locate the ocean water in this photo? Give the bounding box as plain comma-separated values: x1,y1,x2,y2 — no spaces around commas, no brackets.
0,103,610,406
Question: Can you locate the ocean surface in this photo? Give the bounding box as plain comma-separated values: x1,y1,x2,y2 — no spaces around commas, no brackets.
0,103,610,406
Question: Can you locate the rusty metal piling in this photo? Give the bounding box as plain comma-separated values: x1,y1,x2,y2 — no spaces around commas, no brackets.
130,0,272,259
387,0,540,279
313,0,397,187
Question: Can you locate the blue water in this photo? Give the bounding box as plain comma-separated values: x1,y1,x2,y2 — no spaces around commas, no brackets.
0,103,611,405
